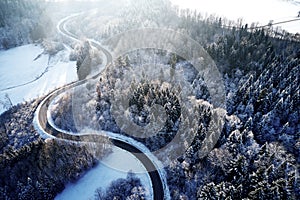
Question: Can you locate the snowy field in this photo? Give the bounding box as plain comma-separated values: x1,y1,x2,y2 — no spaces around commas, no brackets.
0,44,77,114
171,0,300,34
0,45,48,91
55,146,152,200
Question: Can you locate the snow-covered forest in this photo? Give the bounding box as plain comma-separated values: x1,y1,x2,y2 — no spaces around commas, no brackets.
0,0,52,49
52,0,299,199
0,0,299,199
94,171,147,200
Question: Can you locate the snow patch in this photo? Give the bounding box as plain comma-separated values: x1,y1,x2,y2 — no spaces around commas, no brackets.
55,146,152,200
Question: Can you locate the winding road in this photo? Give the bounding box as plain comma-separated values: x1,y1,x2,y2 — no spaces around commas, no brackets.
34,13,166,200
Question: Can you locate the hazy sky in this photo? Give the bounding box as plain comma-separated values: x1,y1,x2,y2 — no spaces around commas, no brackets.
170,0,300,33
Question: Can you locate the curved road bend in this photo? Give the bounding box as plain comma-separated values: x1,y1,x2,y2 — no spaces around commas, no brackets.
35,14,165,200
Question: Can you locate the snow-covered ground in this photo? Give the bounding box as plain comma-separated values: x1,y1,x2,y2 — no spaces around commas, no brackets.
0,44,77,114
0,45,48,91
55,146,152,200
171,0,300,34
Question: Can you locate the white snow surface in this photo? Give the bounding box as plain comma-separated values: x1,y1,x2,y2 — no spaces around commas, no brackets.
0,44,48,90
0,44,77,114
55,146,152,200
171,0,300,34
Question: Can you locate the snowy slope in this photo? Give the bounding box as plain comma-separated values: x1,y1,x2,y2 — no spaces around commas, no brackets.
55,146,152,200
0,44,77,114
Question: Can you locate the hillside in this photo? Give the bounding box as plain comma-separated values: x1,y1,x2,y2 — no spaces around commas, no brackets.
0,0,299,199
